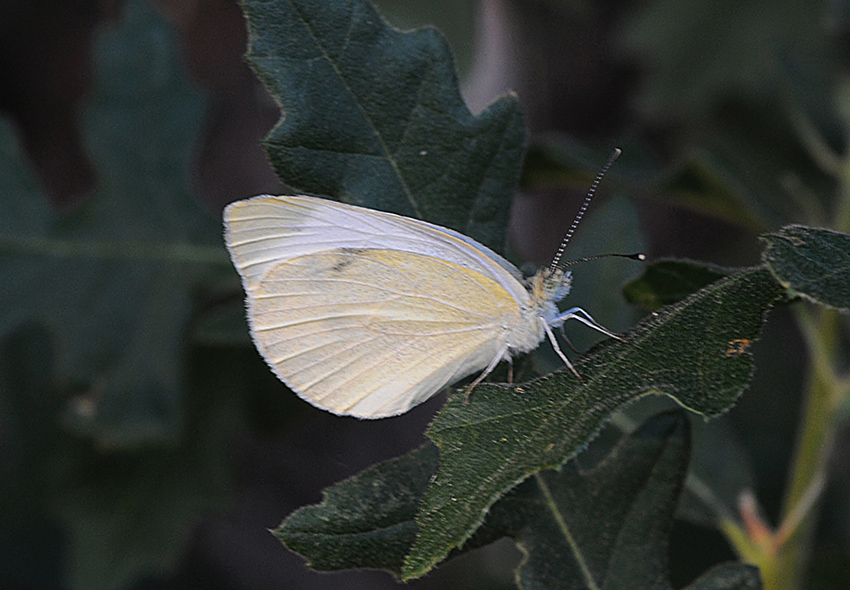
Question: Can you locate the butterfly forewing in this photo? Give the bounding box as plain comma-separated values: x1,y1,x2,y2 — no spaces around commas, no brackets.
224,195,527,300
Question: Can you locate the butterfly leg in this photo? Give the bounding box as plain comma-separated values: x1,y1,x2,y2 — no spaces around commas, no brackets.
464,345,509,403
557,307,624,341
542,318,584,383
557,325,581,353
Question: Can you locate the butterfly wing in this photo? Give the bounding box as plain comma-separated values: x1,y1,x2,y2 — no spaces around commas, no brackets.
248,248,528,417
224,195,540,417
224,195,528,301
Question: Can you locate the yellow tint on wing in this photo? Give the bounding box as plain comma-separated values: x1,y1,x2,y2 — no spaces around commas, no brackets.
248,248,525,417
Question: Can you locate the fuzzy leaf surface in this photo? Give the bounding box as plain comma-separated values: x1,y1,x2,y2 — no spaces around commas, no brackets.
404,266,784,577
276,413,761,590
500,412,758,590
243,0,525,251
762,225,850,311
276,444,438,573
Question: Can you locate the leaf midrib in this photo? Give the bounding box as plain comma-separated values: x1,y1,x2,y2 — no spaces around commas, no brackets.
288,0,423,217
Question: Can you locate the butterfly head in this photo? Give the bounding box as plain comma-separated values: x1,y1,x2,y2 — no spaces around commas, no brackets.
528,267,573,304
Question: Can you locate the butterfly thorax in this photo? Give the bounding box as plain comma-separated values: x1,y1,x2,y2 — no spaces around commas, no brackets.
529,267,574,329
500,268,573,355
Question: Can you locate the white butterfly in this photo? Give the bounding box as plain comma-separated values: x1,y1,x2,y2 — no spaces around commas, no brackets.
224,150,632,418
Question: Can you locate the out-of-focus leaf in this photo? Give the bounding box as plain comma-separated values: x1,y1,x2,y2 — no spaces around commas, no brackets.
762,225,850,310
243,0,525,252
624,259,732,309
51,342,237,590
521,137,777,232
0,2,236,589
404,266,784,578
191,297,252,347
0,327,234,590
0,325,66,588
619,0,822,122
607,396,757,529
681,416,756,527
650,150,773,233
778,51,844,181
0,1,229,447
620,0,838,232
520,135,658,192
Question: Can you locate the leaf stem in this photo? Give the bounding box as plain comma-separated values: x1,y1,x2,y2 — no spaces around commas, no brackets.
786,96,842,179
767,304,843,589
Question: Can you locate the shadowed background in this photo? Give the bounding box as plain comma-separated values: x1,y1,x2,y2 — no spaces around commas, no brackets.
0,0,847,588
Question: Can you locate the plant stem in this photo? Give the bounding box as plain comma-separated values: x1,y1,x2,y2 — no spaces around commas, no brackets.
764,84,850,587
769,305,842,590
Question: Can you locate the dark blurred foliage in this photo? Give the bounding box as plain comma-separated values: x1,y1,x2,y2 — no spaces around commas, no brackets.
0,0,848,588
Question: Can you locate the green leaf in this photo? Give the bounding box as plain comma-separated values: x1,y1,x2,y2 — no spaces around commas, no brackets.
609,398,757,529
0,325,67,587
520,135,659,193
276,443,439,573
276,412,761,590
505,412,760,590
508,411,693,589
761,225,850,311
0,1,229,447
0,2,237,587
623,260,732,310
404,266,784,578
243,0,525,251
620,0,836,232
680,415,756,527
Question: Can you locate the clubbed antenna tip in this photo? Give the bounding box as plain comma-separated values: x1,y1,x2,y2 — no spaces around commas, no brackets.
559,252,645,268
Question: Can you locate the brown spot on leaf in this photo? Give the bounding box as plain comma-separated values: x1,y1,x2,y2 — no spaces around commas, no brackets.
725,338,752,357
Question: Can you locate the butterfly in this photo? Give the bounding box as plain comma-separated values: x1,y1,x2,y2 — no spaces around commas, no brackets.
224,149,638,418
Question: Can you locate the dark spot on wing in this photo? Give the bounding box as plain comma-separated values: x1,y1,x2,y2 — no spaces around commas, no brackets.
331,248,366,272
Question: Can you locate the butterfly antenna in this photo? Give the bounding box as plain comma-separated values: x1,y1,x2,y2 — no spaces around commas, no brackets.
559,252,646,268
549,148,622,273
